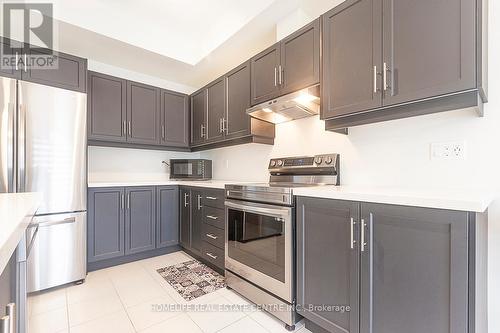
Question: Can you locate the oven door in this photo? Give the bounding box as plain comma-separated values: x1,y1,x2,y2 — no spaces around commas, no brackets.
225,199,293,302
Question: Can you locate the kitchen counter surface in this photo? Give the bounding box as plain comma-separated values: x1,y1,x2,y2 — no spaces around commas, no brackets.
0,192,41,274
87,180,255,190
294,185,494,213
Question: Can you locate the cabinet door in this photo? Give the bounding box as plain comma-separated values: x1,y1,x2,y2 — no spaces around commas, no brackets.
87,187,125,262
88,72,127,142
190,89,207,145
360,203,469,333
321,0,382,119
0,37,22,79
250,43,281,105
160,90,189,147
280,18,320,95
382,0,476,106
22,47,87,92
225,61,251,139
125,187,156,255
190,189,204,254
179,187,191,249
156,186,179,248
206,78,226,142
297,197,360,333
127,81,160,145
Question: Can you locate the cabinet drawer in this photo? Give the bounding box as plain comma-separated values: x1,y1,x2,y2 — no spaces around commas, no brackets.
201,242,224,269
202,223,224,249
203,206,225,229
202,189,225,209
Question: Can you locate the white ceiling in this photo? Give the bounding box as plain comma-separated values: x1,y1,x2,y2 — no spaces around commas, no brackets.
49,0,277,65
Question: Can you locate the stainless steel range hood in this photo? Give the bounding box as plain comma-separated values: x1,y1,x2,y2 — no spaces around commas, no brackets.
246,85,320,124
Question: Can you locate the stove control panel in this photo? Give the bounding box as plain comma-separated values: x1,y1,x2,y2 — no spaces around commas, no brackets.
268,154,339,170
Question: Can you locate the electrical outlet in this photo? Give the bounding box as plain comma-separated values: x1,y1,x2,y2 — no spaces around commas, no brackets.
430,142,466,160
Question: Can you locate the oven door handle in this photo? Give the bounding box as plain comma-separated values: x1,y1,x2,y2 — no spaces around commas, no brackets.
225,200,291,217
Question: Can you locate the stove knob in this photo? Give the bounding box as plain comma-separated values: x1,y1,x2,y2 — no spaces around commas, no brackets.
277,160,284,166
270,160,276,167
315,157,323,164
325,156,333,164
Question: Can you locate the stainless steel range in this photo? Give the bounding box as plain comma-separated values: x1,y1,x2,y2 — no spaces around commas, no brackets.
224,154,339,330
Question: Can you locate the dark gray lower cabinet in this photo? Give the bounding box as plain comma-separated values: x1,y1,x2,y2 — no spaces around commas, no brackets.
190,189,204,254
297,197,474,333
88,187,125,262
125,187,156,255
88,186,179,265
180,187,191,248
156,186,179,248
297,197,359,333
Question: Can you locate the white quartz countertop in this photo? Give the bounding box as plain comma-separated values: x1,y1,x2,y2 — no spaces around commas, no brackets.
0,192,41,274
293,186,494,213
88,180,493,212
87,180,254,189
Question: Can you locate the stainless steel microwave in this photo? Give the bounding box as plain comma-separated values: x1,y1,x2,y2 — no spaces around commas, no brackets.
169,159,212,180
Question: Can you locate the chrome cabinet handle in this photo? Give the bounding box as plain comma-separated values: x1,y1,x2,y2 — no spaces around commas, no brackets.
123,121,126,136
161,125,165,139
0,315,10,333
278,65,283,85
197,195,202,210
128,121,131,136
24,53,27,72
373,66,378,93
274,67,277,87
184,193,189,207
121,194,124,210
206,234,217,240
206,215,218,220
219,118,223,133
350,218,356,249
6,303,15,333
205,196,217,200
223,118,227,133
206,253,217,260
361,219,367,252
200,124,205,138
127,194,130,210
383,62,390,91
15,52,19,70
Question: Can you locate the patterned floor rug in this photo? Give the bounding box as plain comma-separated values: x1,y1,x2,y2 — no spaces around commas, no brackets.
156,259,226,301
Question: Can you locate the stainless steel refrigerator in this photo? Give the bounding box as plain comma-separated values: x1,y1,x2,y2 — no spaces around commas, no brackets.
0,77,87,294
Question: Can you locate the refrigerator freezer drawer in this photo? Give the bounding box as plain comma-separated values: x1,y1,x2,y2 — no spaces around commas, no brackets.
27,212,86,292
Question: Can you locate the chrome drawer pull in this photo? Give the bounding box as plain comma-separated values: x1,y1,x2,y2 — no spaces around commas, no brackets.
206,233,217,240
206,253,217,260
205,196,217,200
206,215,218,220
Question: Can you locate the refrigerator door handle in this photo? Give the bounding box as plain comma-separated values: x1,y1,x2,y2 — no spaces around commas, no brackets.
7,102,16,193
17,104,26,192
36,217,76,228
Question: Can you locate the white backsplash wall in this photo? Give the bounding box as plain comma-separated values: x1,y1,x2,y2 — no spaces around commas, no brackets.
88,146,200,182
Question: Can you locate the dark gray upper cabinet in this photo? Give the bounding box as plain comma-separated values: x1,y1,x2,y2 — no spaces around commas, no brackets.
127,81,160,145
206,78,226,142
160,90,189,148
191,89,207,145
22,47,87,93
250,43,281,105
156,186,179,248
321,0,382,119
179,187,191,249
124,187,156,255
225,61,251,139
87,187,125,263
0,37,22,79
322,0,487,130
359,203,469,333
88,71,127,142
279,18,320,95
381,0,476,106
297,197,360,333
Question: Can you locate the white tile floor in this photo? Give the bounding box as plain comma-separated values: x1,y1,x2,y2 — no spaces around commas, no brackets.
28,251,312,333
